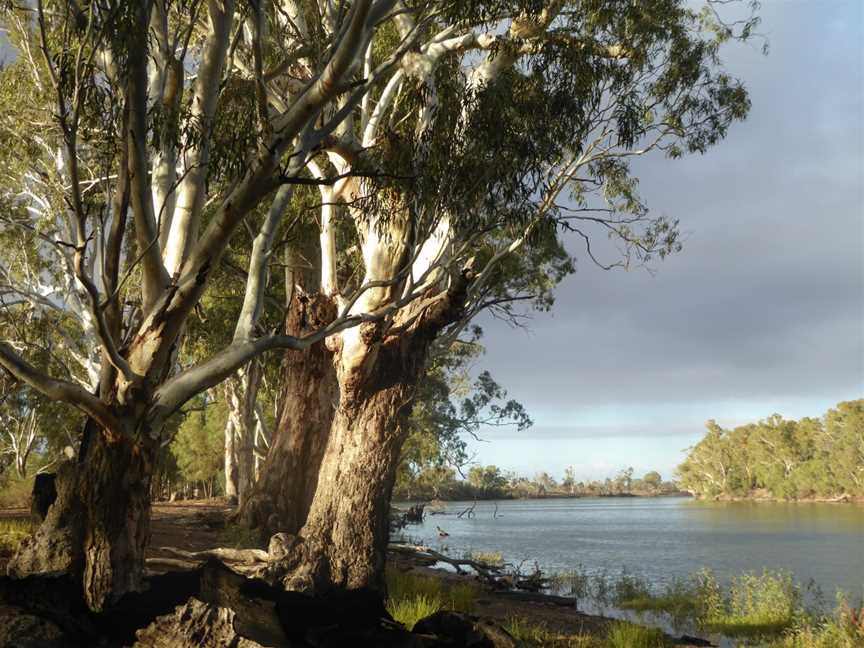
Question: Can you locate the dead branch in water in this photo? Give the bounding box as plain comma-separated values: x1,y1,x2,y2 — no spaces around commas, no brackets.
457,501,477,518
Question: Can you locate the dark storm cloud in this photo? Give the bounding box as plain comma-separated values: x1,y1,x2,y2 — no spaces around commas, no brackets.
476,1,863,422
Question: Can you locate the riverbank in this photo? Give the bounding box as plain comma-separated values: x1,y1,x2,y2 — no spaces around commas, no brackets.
387,541,864,648
692,491,864,504
387,547,714,647
3,502,861,647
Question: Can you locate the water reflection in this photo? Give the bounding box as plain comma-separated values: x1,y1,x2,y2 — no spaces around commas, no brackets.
399,497,864,598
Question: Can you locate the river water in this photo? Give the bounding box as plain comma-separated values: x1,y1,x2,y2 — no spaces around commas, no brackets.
396,496,864,600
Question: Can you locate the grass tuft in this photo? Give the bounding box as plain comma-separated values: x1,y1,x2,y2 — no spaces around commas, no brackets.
469,550,504,568
503,616,601,647
385,569,479,630
386,594,442,630
0,517,33,556
606,621,670,648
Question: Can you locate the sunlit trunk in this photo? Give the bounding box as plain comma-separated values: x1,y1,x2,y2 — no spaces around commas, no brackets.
272,315,454,593
239,294,337,535
284,370,415,593
224,417,238,504
224,360,263,507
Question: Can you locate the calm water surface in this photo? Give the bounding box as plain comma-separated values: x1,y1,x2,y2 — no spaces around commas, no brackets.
398,497,864,597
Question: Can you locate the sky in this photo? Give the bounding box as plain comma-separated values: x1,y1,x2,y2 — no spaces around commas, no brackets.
465,0,864,482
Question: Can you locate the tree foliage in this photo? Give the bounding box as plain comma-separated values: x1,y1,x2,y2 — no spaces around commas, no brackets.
677,400,864,500
395,331,531,499
170,398,227,497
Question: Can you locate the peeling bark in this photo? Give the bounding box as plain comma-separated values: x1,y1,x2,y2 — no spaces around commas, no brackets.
240,294,338,535
270,324,436,593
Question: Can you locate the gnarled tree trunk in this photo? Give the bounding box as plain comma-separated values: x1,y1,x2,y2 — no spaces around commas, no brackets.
239,294,338,535
280,368,415,593
264,278,469,594
8,419,157,612
269,309,459,594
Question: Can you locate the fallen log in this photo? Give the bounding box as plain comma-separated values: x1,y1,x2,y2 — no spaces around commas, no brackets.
387,544,575,608
157,545,270,564
388,543,506,586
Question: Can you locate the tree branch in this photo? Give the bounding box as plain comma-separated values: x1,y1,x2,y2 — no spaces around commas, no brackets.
0,342,121,433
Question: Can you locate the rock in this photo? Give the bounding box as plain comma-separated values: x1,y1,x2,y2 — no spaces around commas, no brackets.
413,611,517,648
133,598,269,648
0,605,73,648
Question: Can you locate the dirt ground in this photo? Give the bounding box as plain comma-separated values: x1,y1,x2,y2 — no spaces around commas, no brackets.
148,500,236,562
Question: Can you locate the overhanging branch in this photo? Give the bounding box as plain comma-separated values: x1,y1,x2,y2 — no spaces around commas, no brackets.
0,342,121,433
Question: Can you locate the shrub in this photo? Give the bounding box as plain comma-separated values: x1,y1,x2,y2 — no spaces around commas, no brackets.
469,550,504,568
703,570,801,638
764,597,864,648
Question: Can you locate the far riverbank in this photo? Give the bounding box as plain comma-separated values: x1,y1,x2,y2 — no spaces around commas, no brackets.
395,490,691,503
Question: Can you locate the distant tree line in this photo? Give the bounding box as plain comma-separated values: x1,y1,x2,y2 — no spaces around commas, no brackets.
393,463,681,501
677,400,864,500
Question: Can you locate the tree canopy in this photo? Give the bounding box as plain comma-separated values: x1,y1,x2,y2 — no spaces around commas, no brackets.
677,400,864,500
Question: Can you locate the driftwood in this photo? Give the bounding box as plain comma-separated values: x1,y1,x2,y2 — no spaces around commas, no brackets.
388,544,503,584
390,504,426,532
404,504,425,523
159,546,270,564
387,543,560,601
145,557,201,572
389,544,536,590
147,546,272,579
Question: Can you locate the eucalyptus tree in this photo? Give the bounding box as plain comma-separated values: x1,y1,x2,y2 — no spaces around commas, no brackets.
678,402,864,500
0,0,426,610
242,0,757,594
0,310,79,478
